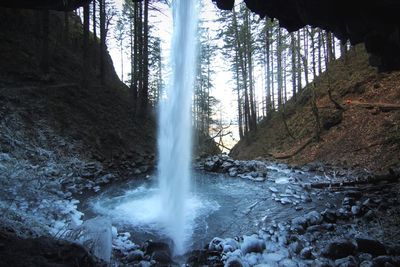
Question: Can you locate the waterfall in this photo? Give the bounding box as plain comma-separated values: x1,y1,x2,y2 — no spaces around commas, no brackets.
157,0,198,255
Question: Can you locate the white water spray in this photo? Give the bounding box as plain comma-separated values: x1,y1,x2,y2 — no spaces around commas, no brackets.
157,0,199,255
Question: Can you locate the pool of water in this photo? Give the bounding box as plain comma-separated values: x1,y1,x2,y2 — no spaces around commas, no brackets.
83,164,340,252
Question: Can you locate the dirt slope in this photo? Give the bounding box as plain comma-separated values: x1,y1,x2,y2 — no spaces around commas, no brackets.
0,8,157,170
231,45,400,172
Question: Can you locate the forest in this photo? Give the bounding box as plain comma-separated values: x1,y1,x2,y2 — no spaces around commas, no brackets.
0,0,399,266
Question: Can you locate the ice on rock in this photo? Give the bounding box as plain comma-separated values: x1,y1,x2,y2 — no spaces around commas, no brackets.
72,217,113,263
223,238,240,253
262,252,285,262
244,252,263,265
209,237,225,251
225,255,248,267
113,232,137,254
241,235,266,255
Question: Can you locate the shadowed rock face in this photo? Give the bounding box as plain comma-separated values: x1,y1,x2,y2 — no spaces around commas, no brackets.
0,0,91,11
2,0,400,71
213,0,400,72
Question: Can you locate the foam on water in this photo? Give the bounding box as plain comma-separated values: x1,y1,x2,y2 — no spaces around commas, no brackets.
91,186,219,248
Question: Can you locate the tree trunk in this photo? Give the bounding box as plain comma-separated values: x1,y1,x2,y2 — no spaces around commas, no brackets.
245,9,256,131
297,30,302,92
265,19,271,116
276,26,283,110
132,1,138,107
302,27,309,86
64,12,69,45
99,0,106,85
310,28,317,78
318,29,322,75
340,40,347,61
137,1,143,111
311,83,321,142
326,31,334,65
233,7,250,134
138,0,149,118
92,0,96,41
83,4,90,86
290,32,296,101
271,28,275,111
40,10,50,74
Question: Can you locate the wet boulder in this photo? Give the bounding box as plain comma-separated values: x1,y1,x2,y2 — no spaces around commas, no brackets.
204,159,221,172
334,256,358,267
240,235,265,254
143,240,171,258
322,239,357,259
304,211,323,226
151,250,173,265
355,238,386,256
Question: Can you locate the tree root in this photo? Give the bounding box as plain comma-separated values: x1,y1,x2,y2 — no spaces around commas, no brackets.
272,136,314,159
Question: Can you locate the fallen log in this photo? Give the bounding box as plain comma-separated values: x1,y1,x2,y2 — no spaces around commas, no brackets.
344,100,400,111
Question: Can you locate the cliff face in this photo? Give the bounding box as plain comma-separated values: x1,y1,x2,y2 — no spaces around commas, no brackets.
214,0,400,71
0,0,91,11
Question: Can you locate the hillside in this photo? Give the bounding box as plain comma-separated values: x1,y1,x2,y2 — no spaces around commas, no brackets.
231,45,400,173
0,8,157,173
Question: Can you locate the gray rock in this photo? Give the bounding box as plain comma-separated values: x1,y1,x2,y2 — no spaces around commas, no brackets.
291,216,307,233
313,258,334,267
225,257,244,267
334,256,357,267
137,260,151,267
280,197,292,205
221,161,234,171
304,211,323,226
323,240,357,259
269,186,279,193
204,160,217,171
279,259,298,267
228,167,238,177
356,238,386,256
364,210,375,220
300,246,313,259
241,235,265,254
351,205,361,216
127,250,144,262
139,165,149,173
342,197,354,206
301,193,312,202
208,237,224,251
372,255,397,266
358,253,373,262
288,241,303,254
151,250,172,264
321,209,337,223
359,260,373,267
263,252,285,262
250,171,258,178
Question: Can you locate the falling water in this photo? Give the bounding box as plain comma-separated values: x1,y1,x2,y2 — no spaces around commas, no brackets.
157,0,199,255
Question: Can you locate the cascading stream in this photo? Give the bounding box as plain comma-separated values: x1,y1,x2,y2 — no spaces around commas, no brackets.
157,0,199,255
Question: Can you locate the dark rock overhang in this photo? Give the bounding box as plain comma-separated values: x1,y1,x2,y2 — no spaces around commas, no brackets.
213,0,400,72
0,0,92,11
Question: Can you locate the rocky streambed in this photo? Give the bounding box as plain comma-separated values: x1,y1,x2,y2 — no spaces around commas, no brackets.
1,153,399,267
